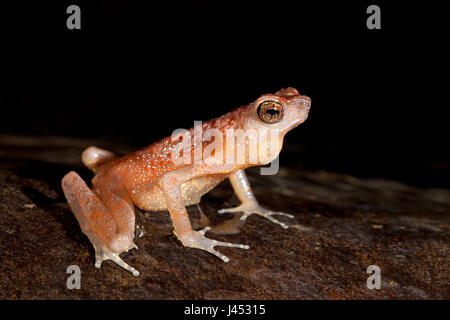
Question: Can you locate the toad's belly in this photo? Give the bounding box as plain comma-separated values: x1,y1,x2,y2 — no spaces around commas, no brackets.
132,173,229,212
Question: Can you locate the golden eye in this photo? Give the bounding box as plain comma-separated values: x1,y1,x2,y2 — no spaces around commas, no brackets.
257,101,284,124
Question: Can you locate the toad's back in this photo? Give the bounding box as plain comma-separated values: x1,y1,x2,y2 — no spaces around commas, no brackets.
89,107,246,211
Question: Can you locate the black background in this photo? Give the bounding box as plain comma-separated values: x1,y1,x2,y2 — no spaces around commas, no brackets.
0,1,448,187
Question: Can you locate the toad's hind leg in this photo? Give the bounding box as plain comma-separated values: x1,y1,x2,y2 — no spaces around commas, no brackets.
62,171,139,276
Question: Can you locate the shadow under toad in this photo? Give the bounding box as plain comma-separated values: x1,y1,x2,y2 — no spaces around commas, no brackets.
194,203,310,235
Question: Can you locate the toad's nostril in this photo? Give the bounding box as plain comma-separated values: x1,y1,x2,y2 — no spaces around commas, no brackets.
298,96,311,110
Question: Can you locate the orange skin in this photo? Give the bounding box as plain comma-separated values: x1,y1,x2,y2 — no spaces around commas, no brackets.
62,87,311,276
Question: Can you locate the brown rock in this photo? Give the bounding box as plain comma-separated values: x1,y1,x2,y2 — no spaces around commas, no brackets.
0,135,448,299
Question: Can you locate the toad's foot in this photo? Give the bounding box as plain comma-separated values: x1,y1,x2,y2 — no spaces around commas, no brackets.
218,203,294,229
94,245,140,277
175,227,250,263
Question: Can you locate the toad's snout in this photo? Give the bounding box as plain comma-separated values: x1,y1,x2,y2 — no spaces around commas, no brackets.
297,95,311,112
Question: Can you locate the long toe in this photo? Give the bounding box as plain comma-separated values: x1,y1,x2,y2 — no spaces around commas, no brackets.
272,212,295,219
183,230,250,263
95,247,140,276
217,206,244,214
263,214,289,229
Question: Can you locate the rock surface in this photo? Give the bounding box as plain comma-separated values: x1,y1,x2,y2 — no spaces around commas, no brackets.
0,134,448,299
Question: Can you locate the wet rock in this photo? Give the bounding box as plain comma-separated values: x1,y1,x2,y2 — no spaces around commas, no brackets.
0,134,448,299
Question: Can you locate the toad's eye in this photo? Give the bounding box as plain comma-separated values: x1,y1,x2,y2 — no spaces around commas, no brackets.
257,101,284,124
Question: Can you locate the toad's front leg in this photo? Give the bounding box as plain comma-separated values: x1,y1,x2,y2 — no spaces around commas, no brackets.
218,170,294,229
159,166,249,263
